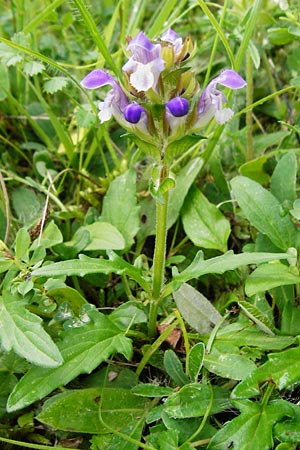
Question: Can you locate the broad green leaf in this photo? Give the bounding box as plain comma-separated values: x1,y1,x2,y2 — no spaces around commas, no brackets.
7,310,132,411
164,135,203,165
138,158,203,239
47,285,88,314
161,413,216,446
173,283,222,333
32,252,150,292
187,342,205,382
0,291,63,368
230,176,298,251
109,301,147,330
37,388,103,433
173,251,290,284
207,399,293,450
30,220,63,250
101,169,140,249
232,346,300,399
274,403,300,443
132,384,174,397
43,77,68,94
100,387,150,430
245,262,300,297
215,323,295,351
204,350,256,380
182,185,230,252
90,420,145,450
163,350,189,387
23,61,45,76
239,300,275,335
79,221,125,250
239,154,271,184
11,186,43,227
0,63,9,101
270,153,297,204
0,258,14,273
15,228,30,261
164,383,230,418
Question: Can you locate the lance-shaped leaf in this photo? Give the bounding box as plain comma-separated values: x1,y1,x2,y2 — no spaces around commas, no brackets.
232,346,300,399
230,176,299,251
207,399,293,450
245,262,300,297
7,309,132,412
172,251,290,285
0,291,63,368
32,252,150,293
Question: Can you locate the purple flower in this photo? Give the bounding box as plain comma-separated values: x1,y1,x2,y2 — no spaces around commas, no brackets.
166,97,189,117
123,32,165,93
80,69,150,138
161,28,183,57
193,69,247,130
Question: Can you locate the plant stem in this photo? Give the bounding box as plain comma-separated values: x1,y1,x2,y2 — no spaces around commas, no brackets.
246,51,254,161
148,165,169,337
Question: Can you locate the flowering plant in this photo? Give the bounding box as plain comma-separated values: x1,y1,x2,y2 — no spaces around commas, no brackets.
81,29,246,336
81,29,246,161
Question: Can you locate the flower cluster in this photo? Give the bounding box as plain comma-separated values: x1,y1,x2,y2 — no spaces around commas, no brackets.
81,29,246,152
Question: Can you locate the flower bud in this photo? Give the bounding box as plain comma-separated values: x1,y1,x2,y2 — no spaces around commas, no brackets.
166,97,189,117
123,103,145,123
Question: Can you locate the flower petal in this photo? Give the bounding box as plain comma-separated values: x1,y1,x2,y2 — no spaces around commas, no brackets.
214,69,247,90
80,69,114,89
166,97,189,117
130,64,155,92
123,103,146,123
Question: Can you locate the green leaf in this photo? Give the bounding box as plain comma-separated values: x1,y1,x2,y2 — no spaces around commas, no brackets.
173,283,222,333
43,77,68,94
11,186,43,227
138,158,203,239
232,346,300,399
182,185,230,252
101,169,140,249
37,388,103,433
187,342,205,382
230,176,298,251
31,220,63,249
0,63,9,101
15,228,30,261
239,300,275,335
79,221,125,250
109,301,147,330
270,153,297,204
245,262,300,297
173,251,289,286
216,323,295,351
75,105,97,128
274,403,300,443
32,252,150,292
207,399,293,450
7,309,132,411
163,350,189,386
132,384,174,397
0,258,14,273
0,291,63,368
164,135,204,165
164,383,230,418
204,350,256,380
23,61,45,76
239,154,271,184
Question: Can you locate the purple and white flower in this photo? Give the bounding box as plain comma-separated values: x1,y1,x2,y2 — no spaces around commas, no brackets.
80,69,149,138
192,69,247,130
122,32,165,93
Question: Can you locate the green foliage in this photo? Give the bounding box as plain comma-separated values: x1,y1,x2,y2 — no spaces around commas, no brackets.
1,0,300,448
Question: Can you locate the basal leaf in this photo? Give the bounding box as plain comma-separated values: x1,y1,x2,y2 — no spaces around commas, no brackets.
79,221,125,250
37,388,103,433
163,350,189,387
204,350,256,380
232,346,300,399
207,399,293,450
270,153,297,204
0,291,63,369
173,251,290,284
182,185,230,252
187,342,205,382
7,310,132,411
239,300,275,335
230,176,298,251
173,283,222,333
245,262,300,297
164,383,230,419
101,169,140,249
